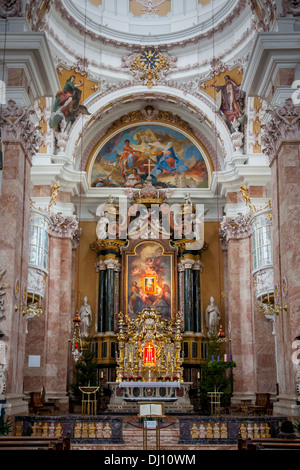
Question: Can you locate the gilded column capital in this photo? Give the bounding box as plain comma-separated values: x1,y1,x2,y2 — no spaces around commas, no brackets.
261,98,300,165
1,100,41,159
220,212,251,244
49,212,79,240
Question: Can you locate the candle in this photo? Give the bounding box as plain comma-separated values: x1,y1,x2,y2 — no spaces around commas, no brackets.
230,354,232,361
211,355,214,361
217,356,220,361
224,354,227,362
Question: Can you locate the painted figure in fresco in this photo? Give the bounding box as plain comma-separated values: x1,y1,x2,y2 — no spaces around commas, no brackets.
211,75,243,125
153,279,171,309
50,75,90,132
124,168,143,187
119,139,142,176
151,141,188,176
128,281,144,314
53,75,83,113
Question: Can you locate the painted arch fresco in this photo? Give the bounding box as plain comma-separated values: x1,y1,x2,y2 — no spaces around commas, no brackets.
90,124,210,189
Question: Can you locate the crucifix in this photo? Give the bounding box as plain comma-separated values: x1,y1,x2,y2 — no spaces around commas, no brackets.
146,155,156,177
145,342,154,364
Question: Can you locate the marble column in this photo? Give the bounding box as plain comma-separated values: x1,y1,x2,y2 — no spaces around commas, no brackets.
45,212,79,412
193,260,204,333
220,211,276,403
104,258,120,333
95,257,121,334
184,260,194,332
96,260,106,333
0,101,41,415
177,257,203,333
262,99,300,417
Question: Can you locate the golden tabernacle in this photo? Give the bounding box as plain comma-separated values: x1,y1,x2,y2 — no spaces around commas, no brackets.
116,308,183,382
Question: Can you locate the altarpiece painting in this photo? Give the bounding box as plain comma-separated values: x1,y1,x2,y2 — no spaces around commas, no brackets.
124,240,175,320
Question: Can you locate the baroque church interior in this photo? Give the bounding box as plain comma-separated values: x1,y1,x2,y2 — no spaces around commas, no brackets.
0,0,300,452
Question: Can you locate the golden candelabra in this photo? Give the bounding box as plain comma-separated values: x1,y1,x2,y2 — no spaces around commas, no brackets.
259,302,287,316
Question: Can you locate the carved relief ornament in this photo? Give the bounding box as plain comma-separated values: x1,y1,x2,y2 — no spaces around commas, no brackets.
219,212,252,249
108,105,194,134
49,212,79,240
261,98,300,164
0,0,22,18
281,0,300,16
1,100,42,159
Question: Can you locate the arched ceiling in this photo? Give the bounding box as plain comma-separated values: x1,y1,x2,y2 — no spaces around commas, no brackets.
59,0,244,47
26,0,269,220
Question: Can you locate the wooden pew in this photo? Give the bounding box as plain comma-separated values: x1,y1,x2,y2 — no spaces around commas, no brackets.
0,435,71,450
238,437,300,451
29,387,58,415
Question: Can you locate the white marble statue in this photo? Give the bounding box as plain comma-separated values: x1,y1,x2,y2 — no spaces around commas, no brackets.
78,296,92,337
96,211,110,240
205,296,221,336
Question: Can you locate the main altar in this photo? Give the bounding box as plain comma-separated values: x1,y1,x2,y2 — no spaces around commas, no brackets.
107,307,193,413
87,179,211,414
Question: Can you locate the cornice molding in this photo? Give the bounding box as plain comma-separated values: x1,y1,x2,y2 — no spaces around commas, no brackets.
242,32,300,99
0,31,60,100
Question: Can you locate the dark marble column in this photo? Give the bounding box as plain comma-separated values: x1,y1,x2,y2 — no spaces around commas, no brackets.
105,260,115,332
193,260,204,332
96,261,106,333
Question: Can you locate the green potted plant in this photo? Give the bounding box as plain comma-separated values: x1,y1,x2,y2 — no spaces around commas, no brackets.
198,333,236,414
70,335,98,409
0,417,12,436
294,420,300,436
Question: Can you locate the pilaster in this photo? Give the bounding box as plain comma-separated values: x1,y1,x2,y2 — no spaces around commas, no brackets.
0,100,40,415
263,100,300,417
43,213,79,411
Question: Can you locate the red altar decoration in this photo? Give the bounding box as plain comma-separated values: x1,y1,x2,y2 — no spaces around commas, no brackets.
144,341,155,365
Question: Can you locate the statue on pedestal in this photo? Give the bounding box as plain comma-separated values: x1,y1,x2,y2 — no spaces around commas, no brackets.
205,296,221,336
78,296,92,337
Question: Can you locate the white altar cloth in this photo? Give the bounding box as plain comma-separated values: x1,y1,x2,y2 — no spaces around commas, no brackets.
118,381,181,388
